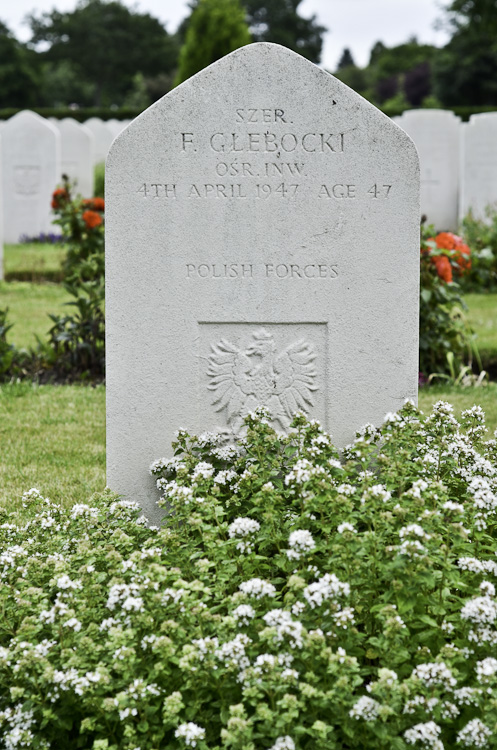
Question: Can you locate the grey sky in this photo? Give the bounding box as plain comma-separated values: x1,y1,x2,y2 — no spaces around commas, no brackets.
3,0,450,70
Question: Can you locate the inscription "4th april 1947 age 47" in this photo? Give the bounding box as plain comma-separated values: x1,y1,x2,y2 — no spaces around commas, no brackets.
136,182,393,200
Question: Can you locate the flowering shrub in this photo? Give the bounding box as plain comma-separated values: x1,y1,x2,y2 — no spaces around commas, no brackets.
419,224,475,377
3,404,497,747
51,177,105,285
43,178,105,380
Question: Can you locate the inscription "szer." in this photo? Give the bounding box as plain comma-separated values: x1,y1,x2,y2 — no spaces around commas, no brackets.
235,108,287,123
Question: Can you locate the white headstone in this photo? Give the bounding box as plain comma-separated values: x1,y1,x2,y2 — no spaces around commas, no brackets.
106,119,127,139
106,43,420,522
84,117,114,165
460,113,497,221
57,118,95,198
1,110,61,243
395,109,460,231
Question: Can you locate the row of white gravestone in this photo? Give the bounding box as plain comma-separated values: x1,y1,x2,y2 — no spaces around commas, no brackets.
395,109,497,231
0,111,130,245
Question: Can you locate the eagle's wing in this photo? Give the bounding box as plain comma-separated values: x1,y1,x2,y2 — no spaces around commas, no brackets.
273,339,317,419
207,339,253,423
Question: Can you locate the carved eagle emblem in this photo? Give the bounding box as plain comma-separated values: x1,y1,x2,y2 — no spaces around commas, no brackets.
207,328,317,432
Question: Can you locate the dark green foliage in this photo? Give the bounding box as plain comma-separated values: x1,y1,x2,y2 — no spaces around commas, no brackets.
0,22,40,108
0,309,17,380
244,0,326,63
175,0,251,85
42,280,105,380
433,0,497,105
27,0,180,107
460,208,497,291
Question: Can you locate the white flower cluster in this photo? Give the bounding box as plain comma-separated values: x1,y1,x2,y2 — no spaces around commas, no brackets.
303,573,350,609
458,557,497,575
239,578,276,599
284,458,326,486
0,703,35,750
285,529,316,560
475,657,497,682
399,524,430,540
149,456,185,476
456,718,492,748
106,583,144,613
228,517,260,553
215,633,251,671
190,636,219,663
211,444,241,461
269,737,295,750
175,721,206,747
461,596,497,625
362,484,392,504
404,720,443,749
196,431,222,448
263,609,304,649
411,662,456,689
70,504,99,520
192,462,215,481
232,604,256,626
213,469,238,486
337,522,357,534
349,695,382,721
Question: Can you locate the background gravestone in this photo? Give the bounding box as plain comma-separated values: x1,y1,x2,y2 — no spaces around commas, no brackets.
84,118,114,166
1,110,60,243
106,43,420,522
57,118,95,199
460,113,497,221
395,109,460,231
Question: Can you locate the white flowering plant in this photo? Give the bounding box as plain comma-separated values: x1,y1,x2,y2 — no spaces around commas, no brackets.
2,402,497,748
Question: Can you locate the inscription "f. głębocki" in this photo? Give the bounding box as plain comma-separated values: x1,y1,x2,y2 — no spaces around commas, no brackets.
181,132,346,154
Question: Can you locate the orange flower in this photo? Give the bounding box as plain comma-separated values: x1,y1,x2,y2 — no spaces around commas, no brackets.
435,232,471,275
83,197,105,212
51,187,69,210
82,210,103,229
432,255,453,283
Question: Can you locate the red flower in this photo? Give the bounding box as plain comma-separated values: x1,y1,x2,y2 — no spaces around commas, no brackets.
51,188,69,210
432,255,453,283
82,197,105,212
82,210,103,229
434,232,471,275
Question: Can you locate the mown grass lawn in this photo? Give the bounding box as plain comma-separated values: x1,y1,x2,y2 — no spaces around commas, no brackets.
465,292,497,367
0,281,72,350
4,242,66,282
1,381,496,514
0,383,105,510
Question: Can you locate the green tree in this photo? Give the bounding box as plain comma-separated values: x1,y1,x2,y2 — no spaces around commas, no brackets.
368,38,439,105
0,21,40,108
433,0,497,105
27,0,179,106
337,47,355,70
244,0,326,63
175,0,251,85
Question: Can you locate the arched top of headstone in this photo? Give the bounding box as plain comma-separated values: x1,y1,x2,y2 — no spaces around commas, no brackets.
4,109,59,135
109,42,418,169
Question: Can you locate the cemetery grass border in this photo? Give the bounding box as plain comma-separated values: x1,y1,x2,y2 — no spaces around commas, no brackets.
1,381,497,515
3,242,66,283
0,281,73,350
